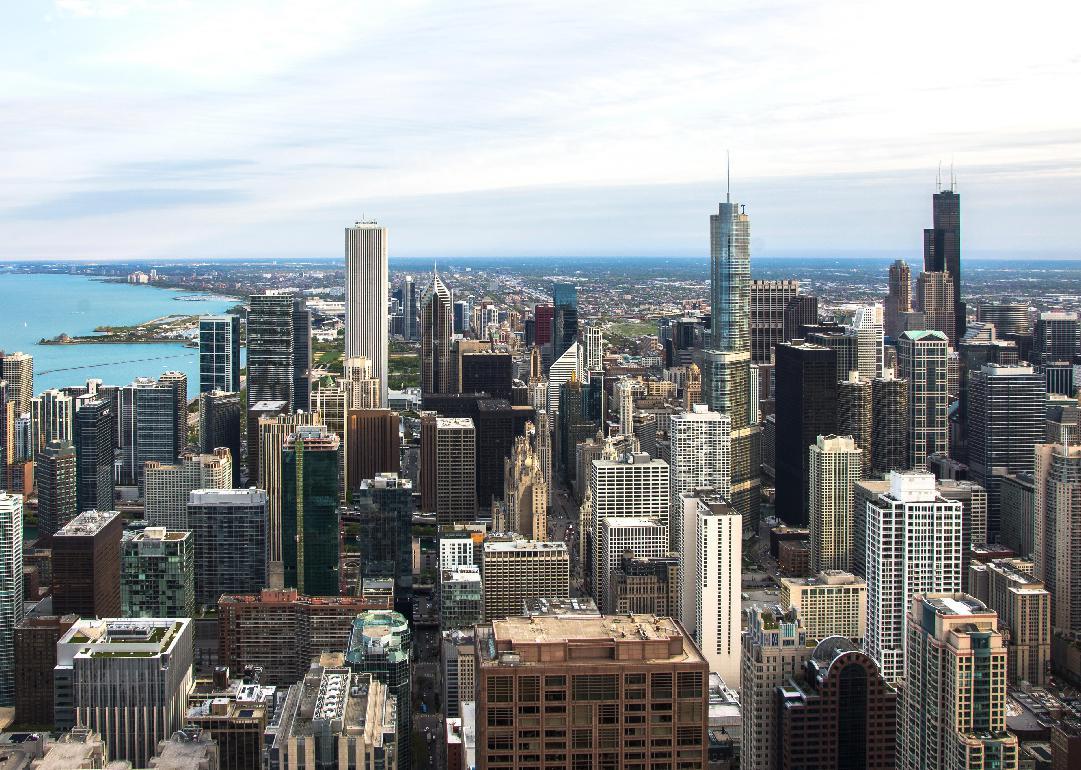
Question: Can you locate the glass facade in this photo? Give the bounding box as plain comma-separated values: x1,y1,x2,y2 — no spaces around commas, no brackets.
198,315,241,394
281,428,340,597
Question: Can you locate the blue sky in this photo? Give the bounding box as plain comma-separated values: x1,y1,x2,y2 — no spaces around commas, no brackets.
3,0,1080,260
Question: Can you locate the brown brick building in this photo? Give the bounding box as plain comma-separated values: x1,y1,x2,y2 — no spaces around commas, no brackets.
475,614,709,770
611,553,680,617
346,409,401,494
51,510,121,618
14,613,78,725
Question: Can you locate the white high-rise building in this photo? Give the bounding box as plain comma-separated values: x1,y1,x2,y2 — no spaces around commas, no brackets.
143,449,232,531
852,303,885,380
864,471,963,683
0,493,24,707
614,377,643,437
583,324,604,372
598,516,667,614
898,330,949,470
809,434,863,573
680,491,741,687
546,342,584,417
345,222,389,405
30,388,74,456
669,405,730,551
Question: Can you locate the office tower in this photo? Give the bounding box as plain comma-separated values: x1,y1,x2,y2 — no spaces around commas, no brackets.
198,314,241,394
423,416,476,525
475,613,709,769
51,509,122,618
440,564,483,630
557,377,598,485
344,222,389,403
121,527,195,618
899,594,1017,770
551,282,578,361
531,303,553,349
885,259,912,339
777,638,897,770
348,474,414,606
281,425,340,596
461,351,513,399
680,491,741,687
611,553,680,616
291,298,312,410
73,396,115,514
809,435,863,573
30,387,74,455
999,472,1035,557
864,471,963,683
157,370,189,451
308,382,347,458
923,185,964,338
582,323,604,372
916,270,957,345
852,303,885,380
189,488,267,606
36,439,77,537
598,517,667,614
481,538,569,621
937,479,989,571
898,330,949,470
1034,443,1081,636
741,606,812,770
546,341,584,416
185,669,276,770
257,409,323,568
977,303,1031,337
780,571,867,642
267,662,398,770
1034,311,1079,363
968,558,1050,685
0,352,32,415
837,372,872,475
218,589,390,686
397,273,419,340
503,426,548,539
750,279,800,363
775,342,837,525
0,493,23,706
346,409,401,494
421,270,454,395
14,613,77,724
198,390,241,485
668,406,731,550
143,448,232,530
783,294,819,342
345,610,412,770
57,618,193,766
248,291,298,428
871,369,909,475
128,378,181,487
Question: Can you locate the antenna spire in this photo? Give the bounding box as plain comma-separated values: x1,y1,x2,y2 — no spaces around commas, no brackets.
936,162,942,191
726,150,731,203
950,160,956,192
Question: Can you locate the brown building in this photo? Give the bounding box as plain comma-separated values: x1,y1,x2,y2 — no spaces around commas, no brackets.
475,614,709,770
1051,718,1081,770
218,588,391,686
346,409,401,495
611,553,680,617
777,538,811,577
51,510,122,618
777,637,897,770
187,666,276,770
14,613,78,725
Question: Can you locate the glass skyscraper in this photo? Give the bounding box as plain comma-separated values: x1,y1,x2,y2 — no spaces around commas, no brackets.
552,282,578,360
198,314,241,394
281,425,340,597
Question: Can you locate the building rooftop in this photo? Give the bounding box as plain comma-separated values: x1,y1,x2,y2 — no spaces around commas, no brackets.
483,539,568,553
522,597,600,618
437,417,475,429
54,510,119,537
923,594,990,617
189,487,268,505
361,473,412,491
783,571,865,588
251,400,288,411
128,527,189,543
601,516,665,529
60,619,187,659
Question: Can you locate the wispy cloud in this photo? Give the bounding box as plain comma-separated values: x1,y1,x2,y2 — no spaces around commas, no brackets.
4,188,246,220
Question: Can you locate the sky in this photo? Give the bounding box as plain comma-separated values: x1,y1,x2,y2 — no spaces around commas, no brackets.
2,0,1081,261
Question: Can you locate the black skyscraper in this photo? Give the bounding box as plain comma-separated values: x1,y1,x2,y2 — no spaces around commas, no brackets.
73,397,115,515
292,298,312,412
200,390,243,486
461,351,513,400
774,342,838,526
923,187,964,337
552,282,578,360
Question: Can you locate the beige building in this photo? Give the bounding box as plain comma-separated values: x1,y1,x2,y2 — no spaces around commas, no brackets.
481,539,569,621
143,448,232,530
780,570,867,643
808,435,863,573
969,558,1051,685
503,422,548,540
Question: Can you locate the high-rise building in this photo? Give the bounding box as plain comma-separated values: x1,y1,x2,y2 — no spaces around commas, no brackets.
1033,443,1081,637
189,488,268,606
808,435,863,573
837,372,872,475
923,186,964,339
292,299,312,412
13,613,77,724
977,303,1031,337
30,388,74,457
421,270,454,395
396,273,419,340
1034,311,1079,364
124,377,181,487
73,396,115,515
552,282,578,361
863,471,963,683
611,553,680,617
0,381,13,485
57,618,193,766
999,471,1035,558
143,448,232,531
969,557,1051,685
461,351,513,400
0,352,33,415
851,304,885,381
741,606,812,770
916,270,957,345
598,517,667,614
281,425,340,596
346,408,401,495
440,565,484,630
968,364,1044,536
422,416,477,525
199,314,241,394
777,637,897,770
871,369,909,475
546,341,584,417
345,610,412,770
503,425,548,540
345,222,389,404
582,323,604,372
121,527,195,618
783,294,819,342
481,538,569,621
474,613,709,770
0,493,23,706
157,370,190,452
347,473,414,612
36,439,77,538
775,341,838,526
780,571,867,642
198,390,242,486
668,405,730,550
898,330,949,470
51,509,122,618
750,279,800,363
899,594,1018,770
247,292,299,437
885,259,912,340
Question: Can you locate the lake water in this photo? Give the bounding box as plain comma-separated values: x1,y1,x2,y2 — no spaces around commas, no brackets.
0,273,238,400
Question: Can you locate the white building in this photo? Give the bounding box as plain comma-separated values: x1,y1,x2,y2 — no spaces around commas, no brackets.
780,571,867,643
583,324,604,372
143,449,233,530
864,471,963,683
345,222,389,405
851,303,885,380
546,342,584,417
30,388,74,456
809,434,863,573
598,516,668,614
669,405,731,551
0,493,24,706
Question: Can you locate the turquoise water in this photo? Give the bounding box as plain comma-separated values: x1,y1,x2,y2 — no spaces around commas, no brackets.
0,273,238,400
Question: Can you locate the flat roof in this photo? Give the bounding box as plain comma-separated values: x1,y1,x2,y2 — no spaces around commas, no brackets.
488,614,702,663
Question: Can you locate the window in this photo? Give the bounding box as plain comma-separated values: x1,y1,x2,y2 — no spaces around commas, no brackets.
487,676,513,703
572,674,618,701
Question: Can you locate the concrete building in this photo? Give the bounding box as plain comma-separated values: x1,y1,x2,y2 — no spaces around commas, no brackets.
121,528,195,619
475,614,709,770
837,373,872,476
885,259,911,340
750,279,800,363
1,351,33,414
186,668,276,770
597,517,667,614
915,270,957,345
851,303,885,381
143,449,232,531
345,222,389,404
481,539,569,622
808,435,863,573
610,553,680,618
1034,443,1081,640
780,571,867,643
422,416,477,525
898,330,949,470
345,409,401,497
668,406,730,551
35,440,77,538
899,594,1018,770
1000,471,1035,558
51,510,122,619
502,423,548,540
968,558,1051,685
871,370,909,476
345,611,412,770
30,388,74,458
189,488,268,607
0,492,23,706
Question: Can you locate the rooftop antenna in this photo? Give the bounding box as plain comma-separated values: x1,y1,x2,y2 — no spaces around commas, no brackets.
936,162,942,191
726,150,731,203
950,160,956,192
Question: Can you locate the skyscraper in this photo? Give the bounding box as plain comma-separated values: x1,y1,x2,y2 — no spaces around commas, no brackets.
1033,443,1081,637
199,314,241,394
189,487,268,606
36,439,77,538
120,527,195,618
292,298,312,412
552,282,578,360
0,352,33,415
750,279,800,363
281,425,341,596
851,303,885,380
421,416,476,525
977,303,1031,337
968,557,1051,685
346,408,401,494
898,330,949,470
871,369,909,475
582,322,604,372
0,492,23,706
396,273,418,340
884,259,911,340
51,509,123,619
598,517,667,614
73,396,115,515
143,448,232,530
158,370,189,453
345,610,412,770
916,270,957,345
421,270,454,395
808,435,863,573
248,291,299,438
545,341,584,417
133,377,181,487
1033,311,1079,364
482,538,571,620
198,390,242,486
668,405,730,550
923,185,964,339
837,372,872,476
345,222,389,404
30,387,74,456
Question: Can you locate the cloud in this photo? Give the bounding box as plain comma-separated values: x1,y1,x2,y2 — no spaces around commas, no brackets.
3,188,246,220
